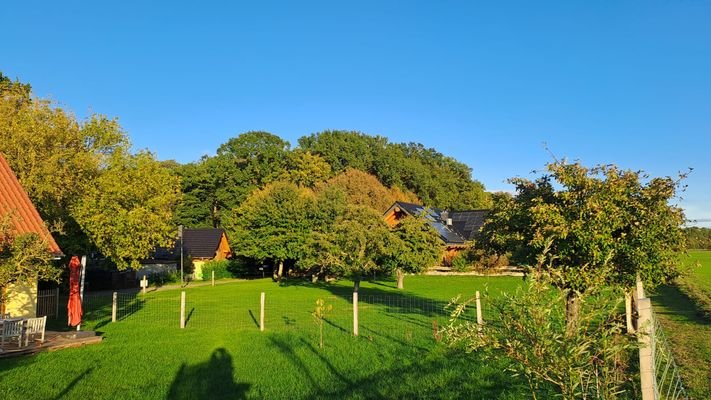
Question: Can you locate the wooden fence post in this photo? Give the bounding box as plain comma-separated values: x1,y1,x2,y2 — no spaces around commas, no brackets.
475,291,483,327
636,276,645,300
180,291,186,329
353,292,359,336
112,292,117,322
55,288,60,319
637,297,656,400
212,270,215,287
260,292,265,332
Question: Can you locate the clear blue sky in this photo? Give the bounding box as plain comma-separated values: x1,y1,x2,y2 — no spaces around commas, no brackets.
2,1,710,225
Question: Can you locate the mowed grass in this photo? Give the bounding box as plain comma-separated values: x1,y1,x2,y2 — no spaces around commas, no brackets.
0,276,527,400
651,250,711,399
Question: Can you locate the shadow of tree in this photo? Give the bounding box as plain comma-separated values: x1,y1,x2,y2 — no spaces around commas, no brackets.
52,367,95,399
267,333,524,399
166,348,250,400
651,284,711,325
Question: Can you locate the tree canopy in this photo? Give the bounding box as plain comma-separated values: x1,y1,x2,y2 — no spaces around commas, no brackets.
479,161,687,326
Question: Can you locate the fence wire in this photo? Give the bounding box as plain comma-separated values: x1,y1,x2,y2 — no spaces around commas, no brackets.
49,287,477,348
651,311,689,400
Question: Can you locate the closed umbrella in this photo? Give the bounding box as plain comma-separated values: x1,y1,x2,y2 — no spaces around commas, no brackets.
67,256,83,327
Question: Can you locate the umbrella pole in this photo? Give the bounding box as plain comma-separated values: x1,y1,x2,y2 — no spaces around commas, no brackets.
77,255,87,331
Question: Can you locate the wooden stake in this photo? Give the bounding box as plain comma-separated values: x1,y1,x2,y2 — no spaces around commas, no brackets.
260,292,265,332
112,292,117,323
212,270,215,287
636,276,645,300
353,292,359,336
180,291,186,329
637,297,656,400
475,291,483,326
625,292,634,334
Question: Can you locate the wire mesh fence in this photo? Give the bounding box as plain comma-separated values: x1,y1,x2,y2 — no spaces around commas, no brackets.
48,286,478,347
651,311,689,400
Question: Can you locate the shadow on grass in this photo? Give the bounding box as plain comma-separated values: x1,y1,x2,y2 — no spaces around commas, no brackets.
166,348,250,400
650,285,711,325
53,367,95,400
268,332,524,399
278,278,458,319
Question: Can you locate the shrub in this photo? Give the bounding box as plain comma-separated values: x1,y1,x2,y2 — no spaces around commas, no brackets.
443,277,637,399
200,260,234,280
450,253,471,272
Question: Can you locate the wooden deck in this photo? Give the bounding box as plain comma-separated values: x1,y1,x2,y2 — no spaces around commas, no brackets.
0,330,102,358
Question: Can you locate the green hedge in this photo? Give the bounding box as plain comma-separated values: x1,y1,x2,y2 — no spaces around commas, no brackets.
199,259,248,280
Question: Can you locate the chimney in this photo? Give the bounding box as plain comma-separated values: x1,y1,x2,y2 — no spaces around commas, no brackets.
441,211,452,226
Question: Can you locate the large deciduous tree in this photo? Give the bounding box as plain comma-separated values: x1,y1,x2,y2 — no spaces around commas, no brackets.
318,168,418,213
480,161,687,329
72,151,182,270
223,181,316,281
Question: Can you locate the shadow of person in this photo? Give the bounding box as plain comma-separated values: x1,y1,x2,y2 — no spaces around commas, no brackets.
167,348,250,399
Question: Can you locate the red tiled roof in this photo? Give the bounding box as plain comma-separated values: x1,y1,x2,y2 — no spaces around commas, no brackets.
0,153,63,257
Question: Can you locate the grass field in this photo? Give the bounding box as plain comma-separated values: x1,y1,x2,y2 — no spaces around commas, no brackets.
651,250,711,399
0,276,529,399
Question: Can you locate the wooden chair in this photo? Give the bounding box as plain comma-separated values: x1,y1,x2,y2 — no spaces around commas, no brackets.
1,319,24,348
24,316,47,346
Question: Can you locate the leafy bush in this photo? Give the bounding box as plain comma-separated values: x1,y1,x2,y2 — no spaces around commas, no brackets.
443,277,637,399
450,253,471,272
200,258,252,280
200,260,234,280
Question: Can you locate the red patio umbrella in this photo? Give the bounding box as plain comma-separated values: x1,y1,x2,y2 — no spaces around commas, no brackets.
67,256,83,327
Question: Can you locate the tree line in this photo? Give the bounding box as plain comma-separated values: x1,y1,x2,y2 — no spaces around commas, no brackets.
685,226,711,249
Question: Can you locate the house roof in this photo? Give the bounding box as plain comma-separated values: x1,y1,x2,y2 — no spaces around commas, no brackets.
386,201,488,246
0,153,63,257
182,228,227,259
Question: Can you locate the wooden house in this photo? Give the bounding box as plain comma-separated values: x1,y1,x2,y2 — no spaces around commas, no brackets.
0,153,63,317
383,201,488,265
182,228,232,280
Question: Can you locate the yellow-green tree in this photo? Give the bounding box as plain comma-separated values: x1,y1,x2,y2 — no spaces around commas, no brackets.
72,151,182,270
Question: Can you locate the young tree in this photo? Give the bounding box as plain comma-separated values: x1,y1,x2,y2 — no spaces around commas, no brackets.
72,151,182,270
223,181,316,281
384,214,443,289
480,161,686,329
325,205,394,292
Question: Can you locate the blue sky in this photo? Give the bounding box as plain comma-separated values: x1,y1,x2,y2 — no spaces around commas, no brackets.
2,1,710,225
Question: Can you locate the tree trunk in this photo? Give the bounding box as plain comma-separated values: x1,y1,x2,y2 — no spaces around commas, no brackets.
353,274,361,293
565,291,580,336
396,268,405,290
277,261,284,281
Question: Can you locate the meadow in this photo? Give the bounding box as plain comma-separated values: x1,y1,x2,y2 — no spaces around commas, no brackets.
0,276,528,400
651,250,711,399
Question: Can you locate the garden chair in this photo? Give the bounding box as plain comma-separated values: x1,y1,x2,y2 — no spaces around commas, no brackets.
1,313,11,319
24,316,47,346
1,319,24,348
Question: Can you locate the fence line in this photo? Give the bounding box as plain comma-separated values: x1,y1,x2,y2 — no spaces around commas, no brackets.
634,283,689,400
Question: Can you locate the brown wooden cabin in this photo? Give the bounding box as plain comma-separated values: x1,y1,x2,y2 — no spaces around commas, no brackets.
383,201,488,266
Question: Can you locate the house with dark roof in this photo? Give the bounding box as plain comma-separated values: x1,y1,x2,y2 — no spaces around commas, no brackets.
0,153,63,317
383,201,488,265
140,228,232,280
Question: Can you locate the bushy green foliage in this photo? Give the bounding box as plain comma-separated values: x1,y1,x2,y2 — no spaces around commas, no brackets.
480,161,687,295
298,130,491,210
200,260,237,280
0,215,61,301
443,277,637,399
450,253,471,272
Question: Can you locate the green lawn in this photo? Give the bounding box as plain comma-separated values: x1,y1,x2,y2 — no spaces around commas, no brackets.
651,250,711,400
0,276,528,399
